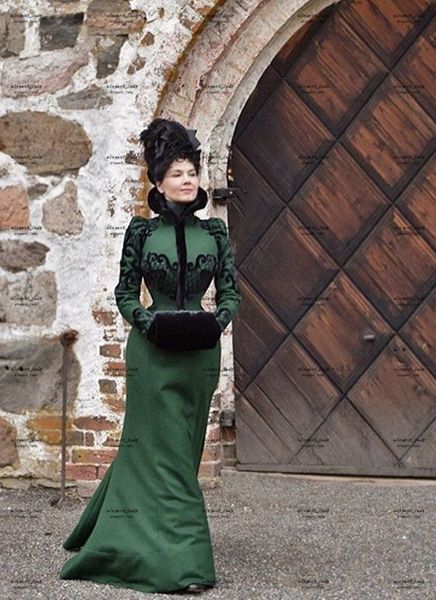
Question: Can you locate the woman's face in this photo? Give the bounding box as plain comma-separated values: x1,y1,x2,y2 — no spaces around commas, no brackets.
156,158,199,203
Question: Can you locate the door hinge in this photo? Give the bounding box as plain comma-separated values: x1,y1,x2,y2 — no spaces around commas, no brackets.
212,187,245,204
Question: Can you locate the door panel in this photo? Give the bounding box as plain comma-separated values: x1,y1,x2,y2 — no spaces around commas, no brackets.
229,0,436,476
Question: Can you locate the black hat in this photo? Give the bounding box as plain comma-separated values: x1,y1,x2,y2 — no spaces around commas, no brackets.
139,118,201,185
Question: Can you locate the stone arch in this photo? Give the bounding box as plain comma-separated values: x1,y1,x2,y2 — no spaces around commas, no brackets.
150,0,338,206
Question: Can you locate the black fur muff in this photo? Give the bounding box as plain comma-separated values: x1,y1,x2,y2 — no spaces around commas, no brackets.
147,310,222,351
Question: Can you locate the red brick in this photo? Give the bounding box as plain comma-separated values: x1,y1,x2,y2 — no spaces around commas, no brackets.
65,463,97,481
99,379,117,393
202,443,221,462
100,344,121,358
71,448,118,464
221,426,235,442
97,465,109,478
206,424,221,443
102,395,125,414
73,416,118,431
198,460,222,478
84,431,95,446
140,32,154,46
103,435,118,447
92,309,116,326
104,361,127,377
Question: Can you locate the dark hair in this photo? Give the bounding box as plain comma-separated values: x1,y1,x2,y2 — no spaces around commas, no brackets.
139,118,201,185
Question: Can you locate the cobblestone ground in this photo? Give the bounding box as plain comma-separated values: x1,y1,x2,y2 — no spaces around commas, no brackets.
0,469,435,600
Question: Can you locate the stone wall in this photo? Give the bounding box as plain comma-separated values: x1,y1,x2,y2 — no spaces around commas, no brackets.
0,0,328,494
0,0,228,495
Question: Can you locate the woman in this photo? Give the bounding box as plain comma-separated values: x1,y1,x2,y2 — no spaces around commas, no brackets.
59,118,242,594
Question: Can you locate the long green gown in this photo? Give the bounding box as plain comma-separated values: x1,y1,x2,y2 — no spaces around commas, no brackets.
59,192,242,594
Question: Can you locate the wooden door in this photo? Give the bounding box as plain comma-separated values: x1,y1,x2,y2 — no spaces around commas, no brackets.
229,0,436,477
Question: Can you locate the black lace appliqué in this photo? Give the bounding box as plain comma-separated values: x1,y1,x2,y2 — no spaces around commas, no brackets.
142,252,218,301
115,215,241,335
114,217,159,333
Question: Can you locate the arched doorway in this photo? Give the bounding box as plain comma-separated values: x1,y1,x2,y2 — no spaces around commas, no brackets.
230,1,436,477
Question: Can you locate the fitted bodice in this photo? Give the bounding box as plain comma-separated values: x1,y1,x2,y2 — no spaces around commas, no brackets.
114,212,241,335
140,216,220,311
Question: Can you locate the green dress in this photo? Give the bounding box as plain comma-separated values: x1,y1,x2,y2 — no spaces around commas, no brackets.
59,191,241,594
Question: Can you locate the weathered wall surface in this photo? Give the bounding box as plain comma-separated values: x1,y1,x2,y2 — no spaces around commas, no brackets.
0,0,329,494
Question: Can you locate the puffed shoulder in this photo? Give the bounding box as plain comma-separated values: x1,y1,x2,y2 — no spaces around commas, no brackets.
206,217,228,235
124,215,152,233
120,216,155,247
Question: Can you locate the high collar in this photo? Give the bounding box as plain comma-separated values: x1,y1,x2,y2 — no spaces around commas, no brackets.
147,186,208,225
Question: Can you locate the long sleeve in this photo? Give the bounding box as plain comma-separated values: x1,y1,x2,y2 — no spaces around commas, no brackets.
211,218,242,332
114,216,155,334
